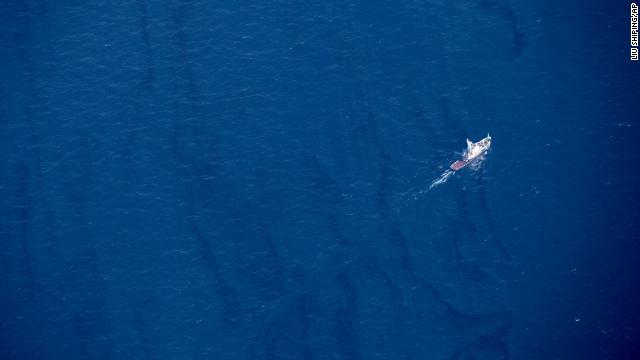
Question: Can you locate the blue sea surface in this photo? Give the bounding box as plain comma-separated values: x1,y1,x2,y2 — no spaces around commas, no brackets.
1,1,639,359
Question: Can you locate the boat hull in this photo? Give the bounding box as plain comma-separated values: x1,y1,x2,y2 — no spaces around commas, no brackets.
450,160,467,171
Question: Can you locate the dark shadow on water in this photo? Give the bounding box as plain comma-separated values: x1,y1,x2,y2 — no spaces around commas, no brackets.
476,0,527,58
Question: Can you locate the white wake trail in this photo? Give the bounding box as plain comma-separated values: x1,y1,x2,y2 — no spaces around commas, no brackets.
429,169,455,189
392,169,456,214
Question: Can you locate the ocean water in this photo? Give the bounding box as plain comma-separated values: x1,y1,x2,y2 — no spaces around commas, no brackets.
1,1,639,359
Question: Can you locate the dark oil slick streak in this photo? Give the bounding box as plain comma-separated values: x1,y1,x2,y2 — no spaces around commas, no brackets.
334,271,363,360
476,0,527,58
136,0,154,86
477,173,512,260
166,0,240,326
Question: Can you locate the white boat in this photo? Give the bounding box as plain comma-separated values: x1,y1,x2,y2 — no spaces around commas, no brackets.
449,134,491,171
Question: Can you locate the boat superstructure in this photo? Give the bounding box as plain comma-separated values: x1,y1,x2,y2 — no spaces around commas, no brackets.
449,134,491,171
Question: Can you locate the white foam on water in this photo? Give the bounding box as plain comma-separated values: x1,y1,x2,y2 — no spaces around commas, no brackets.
429,169,455,189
